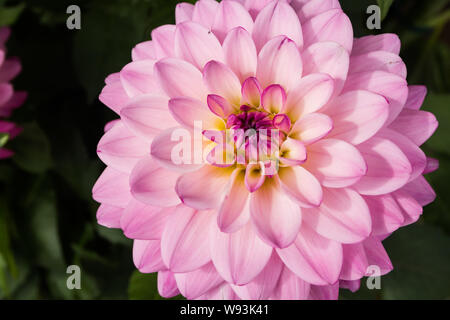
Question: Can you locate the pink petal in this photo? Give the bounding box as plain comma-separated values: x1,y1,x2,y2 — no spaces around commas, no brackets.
285,73,335,120
261,84,287,114
270,266,310,300
154,58,207,100
400,175,436,207
278,166,323,207
161,206,213,272
217,169,250,233
250,178,302,248
120,60,164,97
232,252,283,300
424,157,439,174
207,94,236,118
132,41,156,61
197,283,239,300
92,167,132,208
0,57,21,83
0,83,13,106
353,137,412,195
304,139,367,188
256,36,303,92
277,224,343,285
340,242,368,280
305,186,372,243
151,25,176,59
120,94,175,141
308,283,339,300
210,222,273,285
340,279,360,293
169,96,222,129
297,0,341,21
352,34,401,56
133,240,166,273
280,138,307,166
252,1,303,51
174,21,224,70
392,190,423,226
97,121,149,173
212,0,254,43
192,0,219,29
362,237,393,275
349,51,407,78
175,2,195,24
96,204,123,228
404,85,427,110
99,79,130,115
121,199,174,240
290,112,333,145
223,27,258,83
324,90,389,145
176,166,234,210
241,77,262,107
245,163,266,192
302,41,349,97
158,271,180,298
130,156,181,207
363,194,404,236
344,70,408,125
389,109,438,146
174,262,224,299
302,9,353,52
203,60,242,106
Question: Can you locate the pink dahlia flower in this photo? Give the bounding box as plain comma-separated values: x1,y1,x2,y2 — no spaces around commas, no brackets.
93,0,438,300
0,27,26,159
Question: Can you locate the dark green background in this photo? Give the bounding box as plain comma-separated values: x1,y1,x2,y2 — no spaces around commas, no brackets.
0,0,449,300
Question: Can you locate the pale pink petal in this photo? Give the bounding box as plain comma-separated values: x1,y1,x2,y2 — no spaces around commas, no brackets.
280,138,307,166
302,9,353,52
252,1,303,51
277,224,343,285
392,190,423,226
99,79,130,115
250,178,302,248
96,204,123,228
302,187,372,243
223,27,258,83
176,166,234,210
400,176,436,207
132,41,156,61
92,167,132,207
363,237,393,275
270,267,310,300
278,166,323,207
217,169,251,233
389,109,438,146
121,199,174,240
340,242,368,280
198,283,239,300
212,0,254,43
175,2,195,24
349,51,407,78
324,90,389,145
169,97,222,129
174,262,224,299
344,70,408,125
97,121,149,173
192,0,219,29
302,41,349,97
404,85,427,110
290,112,333,145
158,271,180,298
133,240,166,273
130,156,181,207
245,163,266,192
207,94,236,118
363,194,404,236
161,206,213,272
151,25,176,59
261,84,287,114
203,60,242,105
174,21,225,70
285,73,335,120
424,157,439,174
244,0,276,19
352,34,401,56
232,252,283,300
353,137,412,195
241,77,262,107
297,0,341,21
120,94,176,141
120,60,164,97
257,36,303,92
304,139,367,188
154,57,207,100
210,222,273,285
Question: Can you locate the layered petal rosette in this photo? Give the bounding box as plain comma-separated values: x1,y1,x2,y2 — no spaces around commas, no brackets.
93,0,438,300
0,27,26,159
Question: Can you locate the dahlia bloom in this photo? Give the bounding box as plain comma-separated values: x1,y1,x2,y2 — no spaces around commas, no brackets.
93,0,438,300
0,27,26,159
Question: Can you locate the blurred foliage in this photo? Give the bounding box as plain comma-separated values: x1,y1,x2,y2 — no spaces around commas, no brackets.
0,0,448,300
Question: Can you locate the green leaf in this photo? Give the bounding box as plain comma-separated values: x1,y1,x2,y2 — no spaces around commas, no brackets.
96,225,131,246
382,224,450,299
421,94,450,155
0,3,25,26
377,0,394,21
0,133,8,148
10,122,52,174
128,271,165,300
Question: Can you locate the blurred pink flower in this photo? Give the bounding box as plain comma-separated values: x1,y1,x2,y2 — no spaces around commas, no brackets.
0,27,26,159
93,0,438,300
